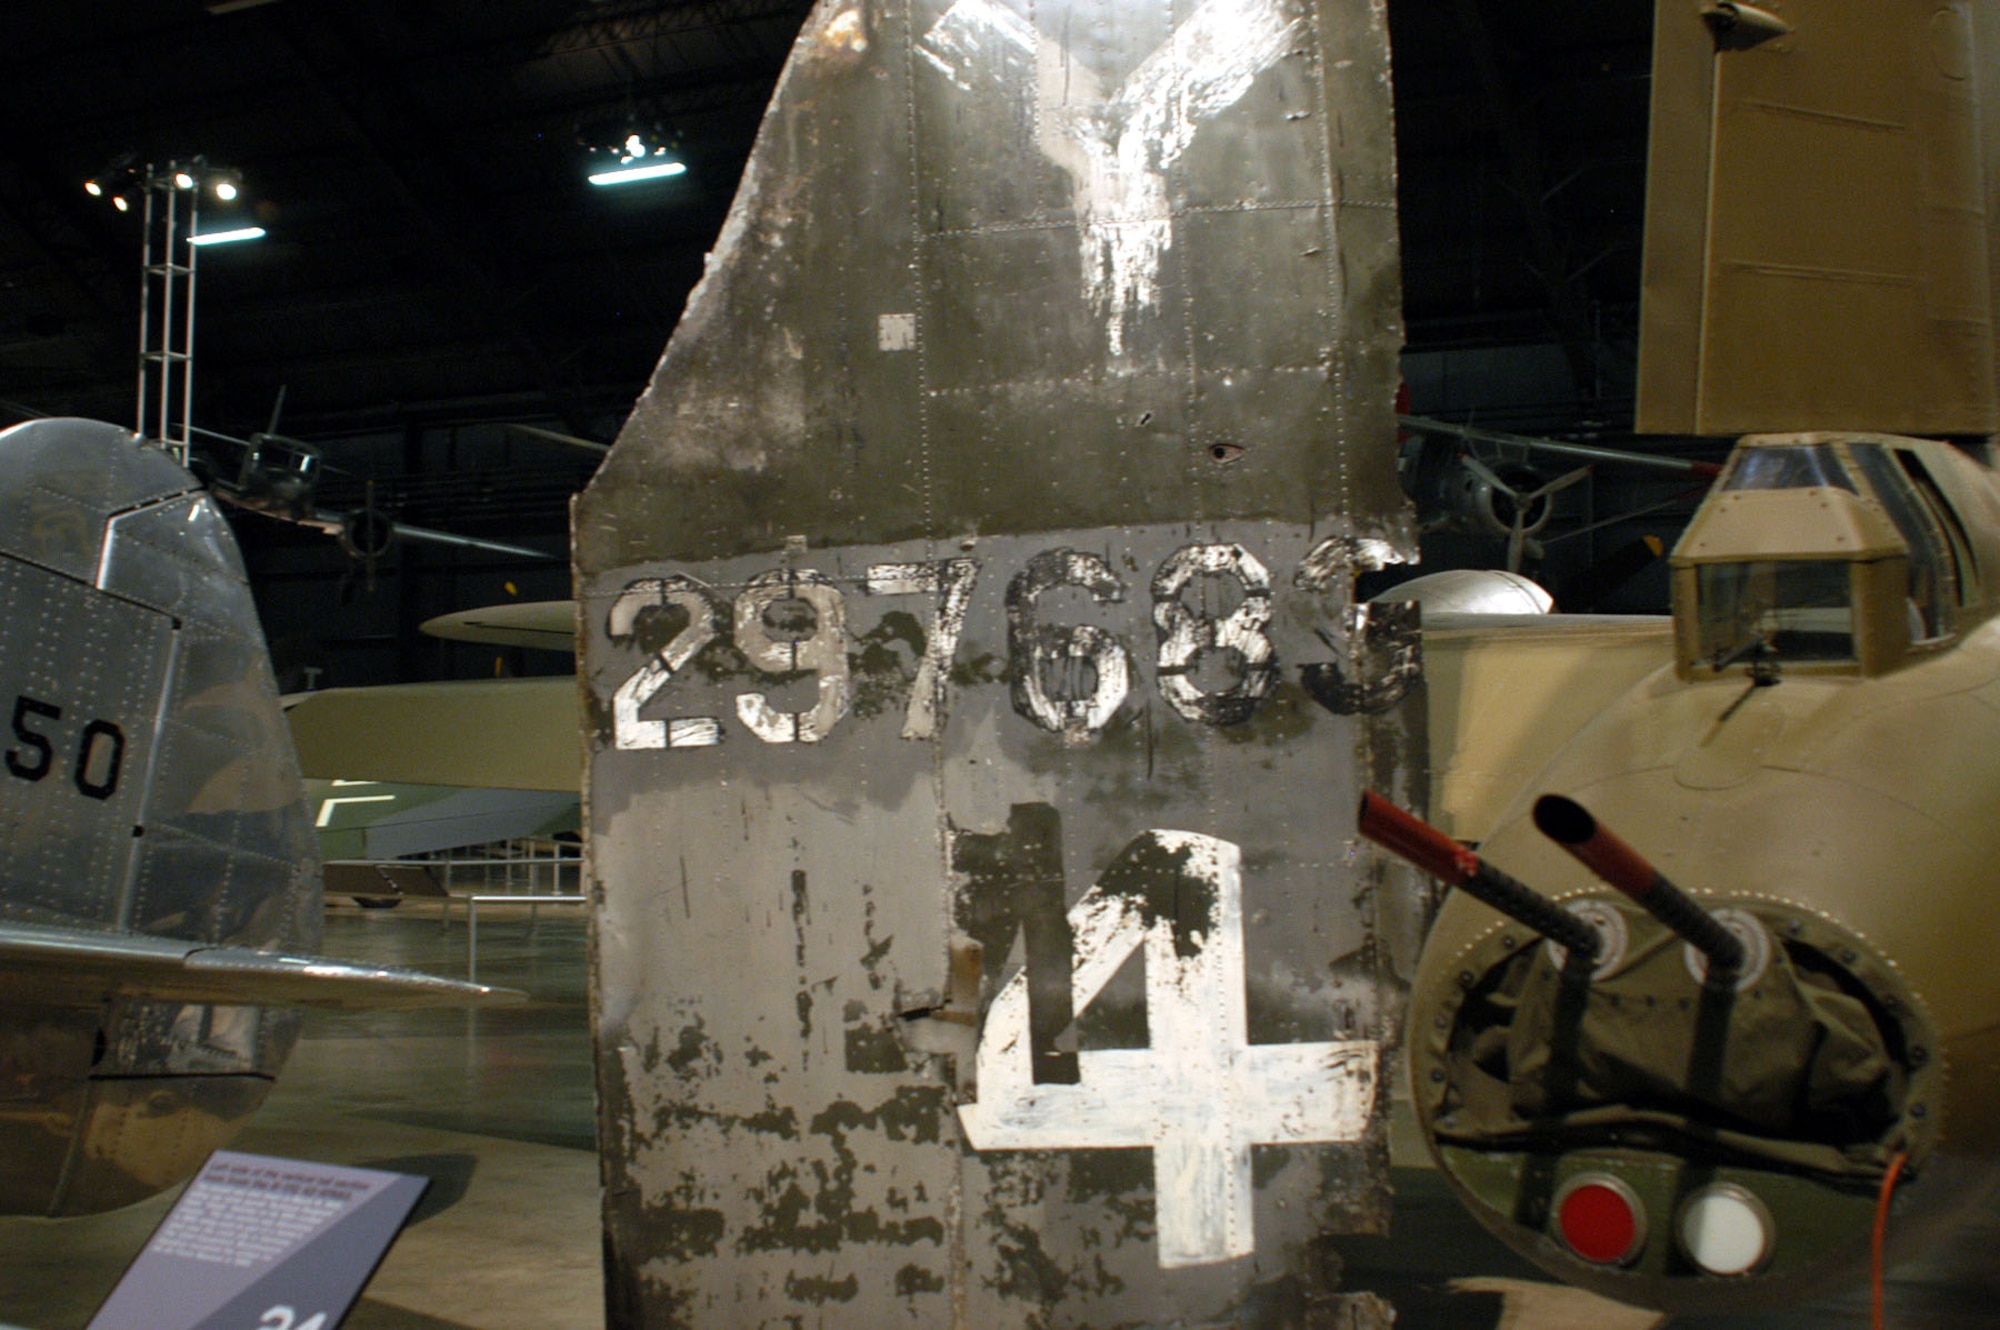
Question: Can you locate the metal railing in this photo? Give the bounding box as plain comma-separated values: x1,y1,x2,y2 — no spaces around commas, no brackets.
324,836,588,986
465,894,587,983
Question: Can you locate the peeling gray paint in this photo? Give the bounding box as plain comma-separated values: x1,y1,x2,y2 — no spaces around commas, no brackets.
574,0,1418,1322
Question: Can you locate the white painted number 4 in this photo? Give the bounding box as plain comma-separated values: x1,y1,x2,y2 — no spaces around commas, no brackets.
957,831,1378,1269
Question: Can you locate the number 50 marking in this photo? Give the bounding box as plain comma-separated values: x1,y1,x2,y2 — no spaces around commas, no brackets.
956,826,1378,1269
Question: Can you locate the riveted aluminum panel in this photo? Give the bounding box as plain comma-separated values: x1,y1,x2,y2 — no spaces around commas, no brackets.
0,557,171,929
576,0,1418,1323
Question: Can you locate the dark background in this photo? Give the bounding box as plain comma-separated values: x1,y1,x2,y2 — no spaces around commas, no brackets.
0,0,1685,688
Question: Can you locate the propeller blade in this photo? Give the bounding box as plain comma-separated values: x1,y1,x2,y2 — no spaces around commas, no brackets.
1459,450,1518,497
1528,465,1593,502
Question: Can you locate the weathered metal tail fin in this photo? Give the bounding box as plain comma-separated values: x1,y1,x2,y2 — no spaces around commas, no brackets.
573,0,1418,1321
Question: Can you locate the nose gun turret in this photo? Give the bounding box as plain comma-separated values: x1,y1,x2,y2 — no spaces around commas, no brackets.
1358,791,1601,963
1531,794,1748,979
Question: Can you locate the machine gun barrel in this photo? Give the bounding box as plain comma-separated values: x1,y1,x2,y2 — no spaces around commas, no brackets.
1358,792,1601,961
1532,794,1746,975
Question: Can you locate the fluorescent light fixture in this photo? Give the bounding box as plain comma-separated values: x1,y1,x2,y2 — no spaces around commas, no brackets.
188,226,267,246
589,160,686,187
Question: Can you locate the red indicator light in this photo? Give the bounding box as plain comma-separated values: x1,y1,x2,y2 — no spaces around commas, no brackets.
1555,1175,1646,1265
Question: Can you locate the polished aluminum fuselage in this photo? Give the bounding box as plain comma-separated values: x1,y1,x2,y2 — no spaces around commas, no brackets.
0,419,318,1214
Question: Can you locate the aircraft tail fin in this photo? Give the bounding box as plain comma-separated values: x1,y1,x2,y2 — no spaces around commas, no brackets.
1638,0,1999,436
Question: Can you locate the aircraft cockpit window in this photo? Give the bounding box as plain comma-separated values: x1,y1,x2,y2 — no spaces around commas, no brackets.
1847,444,1954,641
1697,560,1856,666
1722,444,1856,494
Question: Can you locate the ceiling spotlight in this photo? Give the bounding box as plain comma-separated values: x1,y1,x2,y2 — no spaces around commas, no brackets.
206,166,245,202
83,152,141,207
112,195,131,213
578,112,685,188
173,170,196,190
188,226,266,247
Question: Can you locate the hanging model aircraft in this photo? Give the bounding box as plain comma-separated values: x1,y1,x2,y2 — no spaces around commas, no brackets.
281,0,2000,1321
0,416,519,1220
1395,413,1720,576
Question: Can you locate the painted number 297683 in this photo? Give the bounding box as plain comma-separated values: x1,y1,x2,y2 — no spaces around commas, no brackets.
608,543,1296,750
4,694,124,800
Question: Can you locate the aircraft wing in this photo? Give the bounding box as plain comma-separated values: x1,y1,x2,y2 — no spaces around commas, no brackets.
309,780,579,860
286,676,579,792
0,921,522,1010
421,600,576,653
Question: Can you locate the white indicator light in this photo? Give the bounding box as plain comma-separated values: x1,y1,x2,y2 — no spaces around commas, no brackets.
1678,1184,1774,1276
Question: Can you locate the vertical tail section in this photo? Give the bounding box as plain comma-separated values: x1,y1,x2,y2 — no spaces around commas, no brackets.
1637,0,1997,437
577,0,1412,567
576,0,1416,1322
1978,0,2000,379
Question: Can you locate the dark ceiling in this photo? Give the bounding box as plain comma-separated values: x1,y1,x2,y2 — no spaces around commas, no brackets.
0,0,1653,441
0,1,1664,685
0,0,813,440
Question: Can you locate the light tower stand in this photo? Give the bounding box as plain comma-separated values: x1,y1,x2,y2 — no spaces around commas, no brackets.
137,165,198,466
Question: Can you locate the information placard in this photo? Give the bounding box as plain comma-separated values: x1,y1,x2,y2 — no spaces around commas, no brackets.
89,1151,427,1330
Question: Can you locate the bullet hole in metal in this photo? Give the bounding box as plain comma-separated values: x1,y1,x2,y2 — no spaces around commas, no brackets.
1209,441,1246,464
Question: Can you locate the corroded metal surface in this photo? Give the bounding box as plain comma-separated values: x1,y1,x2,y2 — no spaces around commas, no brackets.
575,0,1417,1322
0,418,316,1215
